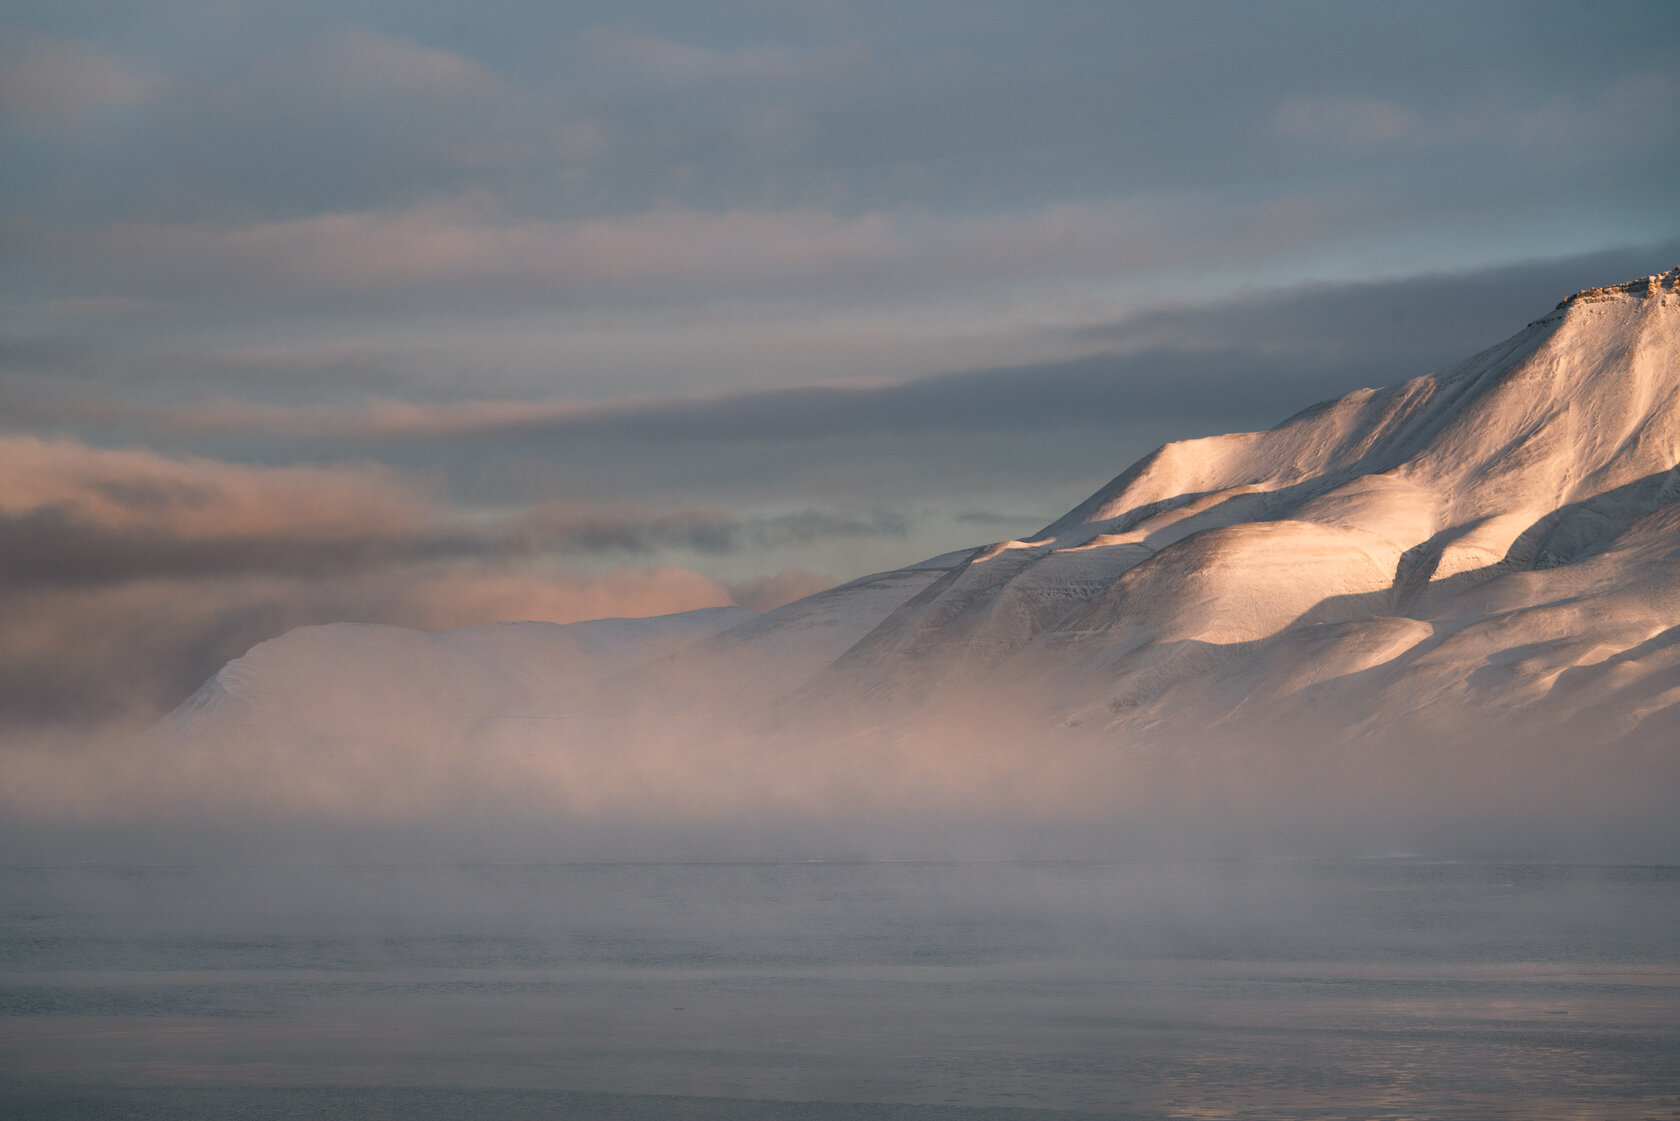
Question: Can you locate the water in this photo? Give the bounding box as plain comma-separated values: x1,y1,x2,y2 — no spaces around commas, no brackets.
2,861,1677,1119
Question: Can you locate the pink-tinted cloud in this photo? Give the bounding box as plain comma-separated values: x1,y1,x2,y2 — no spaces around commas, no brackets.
1270,95,1419,144
581,26,852,87
20,191,1355,317
34,200,895,302
313,27,501,98
0,436,898,583
0,33,164,128
1270,66,1680,154
0,435,429,543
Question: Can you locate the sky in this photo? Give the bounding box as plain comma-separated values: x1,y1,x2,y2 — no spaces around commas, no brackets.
2,0,1678,729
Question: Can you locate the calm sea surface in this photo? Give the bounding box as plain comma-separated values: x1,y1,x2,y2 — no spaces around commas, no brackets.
1,861,1677,1119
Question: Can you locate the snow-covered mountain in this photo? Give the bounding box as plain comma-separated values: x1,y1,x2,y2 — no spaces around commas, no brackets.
157,269,1680,832
813,267,1680,750
169,606,755,727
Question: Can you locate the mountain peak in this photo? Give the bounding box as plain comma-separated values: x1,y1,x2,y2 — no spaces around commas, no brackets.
1554,265,1680,310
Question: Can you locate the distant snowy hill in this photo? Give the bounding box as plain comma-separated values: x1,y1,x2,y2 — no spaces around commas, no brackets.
159,606,757,753
156,268,1680,836
173,606,756,722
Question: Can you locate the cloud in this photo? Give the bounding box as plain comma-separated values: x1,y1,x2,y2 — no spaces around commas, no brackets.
1442,66,1680,154
1070,243,1680,364
23,201,896,308
1271,95,1419,144
14,346,1461,452
18,244,1679,502
1269,66,1680,156
583,27,824,86
15,190,1389,322
314,27,500,98
0,436,437,586
0,436,908,584
0,33,164,128
513,503,907,557
10,244,1678,558
0,352,1334,448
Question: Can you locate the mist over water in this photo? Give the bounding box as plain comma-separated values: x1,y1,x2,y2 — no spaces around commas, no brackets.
4,695,1675,867
2,615,1677,1117
3,858,1679,1119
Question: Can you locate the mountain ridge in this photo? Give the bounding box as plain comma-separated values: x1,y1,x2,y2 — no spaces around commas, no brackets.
809,267,1680,712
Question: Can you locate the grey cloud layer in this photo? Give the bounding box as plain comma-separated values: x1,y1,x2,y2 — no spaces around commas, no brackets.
6,3,1675,223
2,3,1674,445
0,442,903,590
31,244,1664,450
3,3,1674,337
